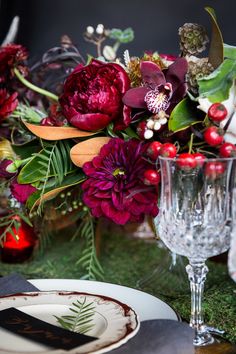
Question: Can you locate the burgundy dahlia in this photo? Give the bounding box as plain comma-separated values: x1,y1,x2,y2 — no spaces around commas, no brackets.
82,138,158,225
123,58,188,115
10,179,37,204
0,44,28,83
0,89,18,121
60,59,131,131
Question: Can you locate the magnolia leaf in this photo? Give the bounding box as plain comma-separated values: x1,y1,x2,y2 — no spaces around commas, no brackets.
198,59,236,102
224,43,236,59
27,172,85,211
205,7,224,69
168,98,203,132
22,121,97,141
70,137,111,167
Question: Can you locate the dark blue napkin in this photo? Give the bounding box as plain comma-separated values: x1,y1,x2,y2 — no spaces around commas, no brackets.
111,319,194,354
0,273,39,295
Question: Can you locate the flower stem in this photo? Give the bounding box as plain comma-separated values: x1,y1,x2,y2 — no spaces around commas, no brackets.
188,133,194,153
14,67,59,102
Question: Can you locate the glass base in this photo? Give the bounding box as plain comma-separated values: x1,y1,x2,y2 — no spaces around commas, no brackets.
192,327,214,346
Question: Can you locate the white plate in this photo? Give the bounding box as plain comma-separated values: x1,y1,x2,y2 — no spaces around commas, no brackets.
0,291,140,354
29,279,179,322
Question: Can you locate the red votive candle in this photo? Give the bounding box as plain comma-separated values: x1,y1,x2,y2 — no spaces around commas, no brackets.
1,216,37,263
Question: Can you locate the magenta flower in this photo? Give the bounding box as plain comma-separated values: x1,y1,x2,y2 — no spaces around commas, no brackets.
123,58,188,115
0,44,28,83
82,138,158,225
10,179,37,204
60,59,131,131
0,89,18,121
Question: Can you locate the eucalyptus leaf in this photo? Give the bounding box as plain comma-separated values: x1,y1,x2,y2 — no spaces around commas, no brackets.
205,7,224,69
224,43,236,59
109,27,134,43
198,59,236,102
168,98,204,132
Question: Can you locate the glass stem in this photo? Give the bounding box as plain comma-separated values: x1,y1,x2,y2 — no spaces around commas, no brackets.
186,261,212,345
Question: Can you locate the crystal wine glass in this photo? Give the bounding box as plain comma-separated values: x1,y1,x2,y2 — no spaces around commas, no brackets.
154,156,236,346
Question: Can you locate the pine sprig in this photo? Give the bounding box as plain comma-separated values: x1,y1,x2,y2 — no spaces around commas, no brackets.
75,213,104,280
55,297,96,334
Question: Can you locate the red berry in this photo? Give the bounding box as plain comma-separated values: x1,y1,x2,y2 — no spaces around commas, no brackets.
144,169,161,185
204,161,225,179
208,103,228,122
219,142,236,158
137,121,147,139
159,143,177,158
147,141,162,160
176,153,197,170
192,153,206,167
203,126,224,146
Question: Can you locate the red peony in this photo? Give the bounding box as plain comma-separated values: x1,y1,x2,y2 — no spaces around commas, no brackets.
10,179,37,204
82,138,158,225
0,44,28,83
60,59,131,131
0,89,18,121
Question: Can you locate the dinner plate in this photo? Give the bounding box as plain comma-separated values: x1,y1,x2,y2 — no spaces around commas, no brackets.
0,291,140,354
29,279,179,322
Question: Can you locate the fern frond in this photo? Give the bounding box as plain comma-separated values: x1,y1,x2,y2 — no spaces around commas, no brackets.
55,297,96,334
76,214,104,281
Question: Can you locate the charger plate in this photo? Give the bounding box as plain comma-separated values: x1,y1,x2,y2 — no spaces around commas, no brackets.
0,291,139,354
29,279,179,321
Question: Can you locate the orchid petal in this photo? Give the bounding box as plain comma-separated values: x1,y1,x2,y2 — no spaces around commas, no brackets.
141,61,165,88
122,87,150,108
165,57,188,92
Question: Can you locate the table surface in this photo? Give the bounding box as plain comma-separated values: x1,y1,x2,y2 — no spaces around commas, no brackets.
0,221,236,351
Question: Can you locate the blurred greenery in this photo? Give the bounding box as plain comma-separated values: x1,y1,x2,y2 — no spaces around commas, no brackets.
0,222,235,343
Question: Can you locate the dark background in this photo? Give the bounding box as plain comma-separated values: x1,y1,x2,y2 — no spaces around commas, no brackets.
0,0,236,61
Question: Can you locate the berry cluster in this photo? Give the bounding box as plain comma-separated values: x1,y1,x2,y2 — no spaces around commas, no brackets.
143,102,236,185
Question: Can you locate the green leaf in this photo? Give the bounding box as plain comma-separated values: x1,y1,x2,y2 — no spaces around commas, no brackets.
224,43,236,59
168,98,203,132
12,140,40,159
109,27,134,43
205,7,224,69
55,297,95,334
18,140,74,184
198,59,236,102
26,171,85,211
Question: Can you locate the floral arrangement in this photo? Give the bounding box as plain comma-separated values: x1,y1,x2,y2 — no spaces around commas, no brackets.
1,7,236,278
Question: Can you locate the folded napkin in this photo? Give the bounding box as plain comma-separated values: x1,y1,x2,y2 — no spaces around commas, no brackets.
0,272,39,295
111,319,194,354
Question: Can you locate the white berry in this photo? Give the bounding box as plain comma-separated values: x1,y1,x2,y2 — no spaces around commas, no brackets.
144,129,154,139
